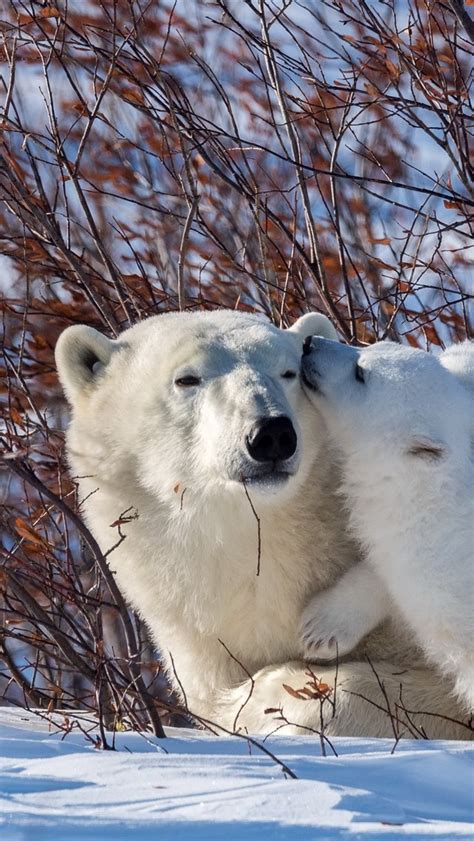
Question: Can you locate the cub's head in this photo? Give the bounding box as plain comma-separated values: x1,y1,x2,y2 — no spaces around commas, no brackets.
301,338,471,473
56,310,336,505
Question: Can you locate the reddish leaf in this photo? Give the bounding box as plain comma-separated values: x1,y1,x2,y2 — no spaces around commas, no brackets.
15,518,46,547
40,7,61,18
282,683,307,700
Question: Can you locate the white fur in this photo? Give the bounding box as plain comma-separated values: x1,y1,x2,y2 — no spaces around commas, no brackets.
301,339,474,713
441,340,474,398
300,340,474,662
56,313,471,737
300,562,393,660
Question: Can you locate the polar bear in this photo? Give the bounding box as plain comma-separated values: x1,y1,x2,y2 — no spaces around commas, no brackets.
300,338,474,712
56,311,470,738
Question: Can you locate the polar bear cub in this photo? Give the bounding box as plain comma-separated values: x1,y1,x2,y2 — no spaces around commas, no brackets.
300,339,474,712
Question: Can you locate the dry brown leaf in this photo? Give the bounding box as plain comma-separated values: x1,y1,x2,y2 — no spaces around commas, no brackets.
40,7,61,18
15,517,46,547
282,683,306,700
10,408,24,426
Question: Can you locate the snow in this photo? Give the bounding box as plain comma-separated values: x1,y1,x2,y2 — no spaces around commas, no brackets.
0,708,473,840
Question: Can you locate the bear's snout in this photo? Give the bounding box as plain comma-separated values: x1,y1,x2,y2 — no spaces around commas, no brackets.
246,416,297,463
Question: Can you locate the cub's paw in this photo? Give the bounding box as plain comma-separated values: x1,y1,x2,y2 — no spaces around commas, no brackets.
299,591,363,661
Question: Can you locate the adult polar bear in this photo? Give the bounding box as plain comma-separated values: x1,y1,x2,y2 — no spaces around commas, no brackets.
56,310,468,738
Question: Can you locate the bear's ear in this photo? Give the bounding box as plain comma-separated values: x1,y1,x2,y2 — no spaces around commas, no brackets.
289,312,338,342
55,325,115,403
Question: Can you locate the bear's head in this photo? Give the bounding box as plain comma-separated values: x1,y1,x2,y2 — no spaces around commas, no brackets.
56,310,337,507
301,337,472,476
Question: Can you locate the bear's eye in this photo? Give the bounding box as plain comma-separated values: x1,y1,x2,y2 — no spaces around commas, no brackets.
407,439,445,461
175,375,201,387
281,370,297,379
354,363,365,383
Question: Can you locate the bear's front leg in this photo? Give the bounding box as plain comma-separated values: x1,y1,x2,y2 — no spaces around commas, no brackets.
299,562,392,660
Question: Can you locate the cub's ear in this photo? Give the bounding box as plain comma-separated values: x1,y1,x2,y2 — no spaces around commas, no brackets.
289,312,338,342
55,325,115,403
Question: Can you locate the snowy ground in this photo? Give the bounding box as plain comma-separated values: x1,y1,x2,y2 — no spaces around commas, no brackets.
0,708,473,840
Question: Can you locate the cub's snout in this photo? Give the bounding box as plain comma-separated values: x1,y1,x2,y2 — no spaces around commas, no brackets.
246,416,297,463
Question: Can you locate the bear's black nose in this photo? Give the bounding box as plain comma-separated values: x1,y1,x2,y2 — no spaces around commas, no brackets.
246,416,297,463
